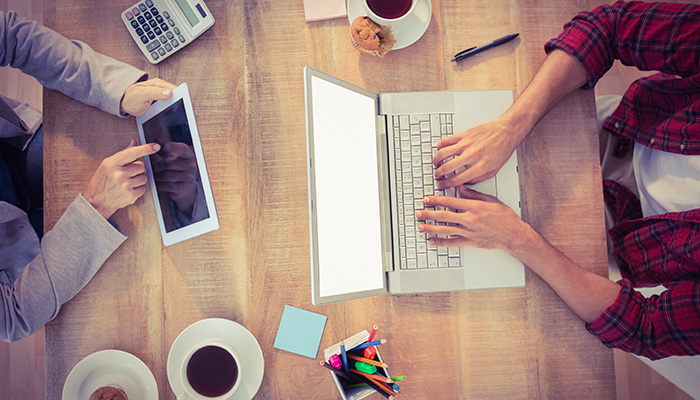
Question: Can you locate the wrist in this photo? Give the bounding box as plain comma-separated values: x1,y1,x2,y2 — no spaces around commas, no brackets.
506,222,546,264
500,105,537,145
82,193,115,220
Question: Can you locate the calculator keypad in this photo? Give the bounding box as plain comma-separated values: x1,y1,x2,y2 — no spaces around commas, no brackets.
125,1,185,62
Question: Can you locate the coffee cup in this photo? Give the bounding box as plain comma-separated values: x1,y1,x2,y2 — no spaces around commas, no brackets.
362,0,417,26
177,341,241,399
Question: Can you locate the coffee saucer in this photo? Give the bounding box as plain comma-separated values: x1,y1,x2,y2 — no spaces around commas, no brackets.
347,0,432,50
167,318,264,400
62,349,158,400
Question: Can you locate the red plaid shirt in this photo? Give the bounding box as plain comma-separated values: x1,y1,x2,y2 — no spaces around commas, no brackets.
545,1,700,359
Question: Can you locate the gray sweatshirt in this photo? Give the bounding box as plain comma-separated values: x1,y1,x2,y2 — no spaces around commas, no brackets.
0,10,147,342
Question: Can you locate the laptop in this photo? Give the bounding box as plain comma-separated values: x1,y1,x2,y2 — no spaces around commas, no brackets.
304,67,524,305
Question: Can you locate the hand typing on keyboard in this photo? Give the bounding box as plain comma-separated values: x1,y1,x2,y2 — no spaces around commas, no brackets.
415,186,529,252
432,117,523,189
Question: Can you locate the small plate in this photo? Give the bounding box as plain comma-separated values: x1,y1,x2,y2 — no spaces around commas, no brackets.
62,349,158,400
167,318,265,400
347,0,432,50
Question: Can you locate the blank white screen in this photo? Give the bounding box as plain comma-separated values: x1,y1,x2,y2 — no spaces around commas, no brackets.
310,75,385,297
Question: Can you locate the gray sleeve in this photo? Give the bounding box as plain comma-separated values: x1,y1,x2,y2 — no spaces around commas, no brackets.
0,195,126,342
0,10,147,117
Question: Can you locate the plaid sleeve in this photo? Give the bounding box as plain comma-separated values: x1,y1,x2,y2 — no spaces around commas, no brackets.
544,1,700,89
587,279,700,359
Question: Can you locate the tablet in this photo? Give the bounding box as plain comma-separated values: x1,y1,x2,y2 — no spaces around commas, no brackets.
136,82,218,246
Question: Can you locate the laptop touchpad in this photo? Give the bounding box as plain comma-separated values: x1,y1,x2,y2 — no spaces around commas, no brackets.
463,178,497,197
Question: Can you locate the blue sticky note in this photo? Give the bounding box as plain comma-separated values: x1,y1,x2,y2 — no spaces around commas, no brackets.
273,305,328,358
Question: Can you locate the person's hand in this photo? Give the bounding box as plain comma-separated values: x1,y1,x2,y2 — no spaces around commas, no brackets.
121,78,178,117
150,141,199,215
415,186,531,253
432,117,521,189
84,140,161,219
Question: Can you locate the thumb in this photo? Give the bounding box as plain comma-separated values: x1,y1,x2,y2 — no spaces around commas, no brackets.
458,186,498,203
126,139,138,149
143,85,173,102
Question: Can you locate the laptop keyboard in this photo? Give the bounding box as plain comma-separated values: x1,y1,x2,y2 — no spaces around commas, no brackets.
392,113,462,270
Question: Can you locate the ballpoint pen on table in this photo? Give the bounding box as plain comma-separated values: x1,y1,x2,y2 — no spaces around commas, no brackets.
451,33,519,62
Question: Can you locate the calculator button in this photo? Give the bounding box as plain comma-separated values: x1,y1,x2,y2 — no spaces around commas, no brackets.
173,27,180,35
146,40,161,52
144,11,152,20
160,23,168,31
149,20,157,28
147,31,155,40
166,31,174,39
136,27,144,36
138,4,146,11
168,19,175,27
130,20,139,28
171,39,179,48
143,23,151,32
164,43,172,52
163,11,170,19
140,35,149,44
137,15,145,24
151,51,159,60
126,11,134,20
157,47,166,56
151,7,159,16
159,35,167,44
132,7,140,16
178,35,185,43
145,0,153,7
154,27,162,35
155,15,163,23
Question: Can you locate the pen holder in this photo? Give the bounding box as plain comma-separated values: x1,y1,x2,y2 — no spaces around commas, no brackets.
323,330,390,400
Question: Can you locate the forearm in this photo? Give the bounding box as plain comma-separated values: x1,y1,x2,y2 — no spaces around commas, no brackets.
0,11,146,116
0,196,125,342
512,224,621,323
501,50,588,145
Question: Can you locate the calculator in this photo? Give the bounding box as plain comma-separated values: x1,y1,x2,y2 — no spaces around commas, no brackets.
121,0,214,64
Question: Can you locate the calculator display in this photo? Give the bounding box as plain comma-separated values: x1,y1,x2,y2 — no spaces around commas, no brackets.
174,0,199,26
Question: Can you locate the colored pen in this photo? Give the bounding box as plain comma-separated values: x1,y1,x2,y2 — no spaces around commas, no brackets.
340,340,349,374
348,353,388,368
351,374,394,399
363,326,379,359
319,360,358,383
349,339,386,351
367,325,379,341
348,369,398,398
329,353,342,370
349,368,394,384
451,33,519,62
346,381,401,391
363,374,397,397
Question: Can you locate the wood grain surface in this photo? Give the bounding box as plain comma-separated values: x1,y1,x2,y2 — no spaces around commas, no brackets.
42,1,614,399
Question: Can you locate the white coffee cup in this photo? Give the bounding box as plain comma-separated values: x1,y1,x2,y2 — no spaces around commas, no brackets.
177,341,241,400
362,0,417,26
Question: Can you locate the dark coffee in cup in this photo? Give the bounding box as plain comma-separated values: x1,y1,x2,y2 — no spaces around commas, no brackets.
186,345,239,397
366,0,413,20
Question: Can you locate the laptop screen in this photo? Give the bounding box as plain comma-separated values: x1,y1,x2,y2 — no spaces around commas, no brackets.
309,74,386,299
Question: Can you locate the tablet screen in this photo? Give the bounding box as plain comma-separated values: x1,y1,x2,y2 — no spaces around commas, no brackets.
142,99,210,232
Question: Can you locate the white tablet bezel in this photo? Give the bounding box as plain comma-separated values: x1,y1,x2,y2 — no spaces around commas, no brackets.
136,82,219,246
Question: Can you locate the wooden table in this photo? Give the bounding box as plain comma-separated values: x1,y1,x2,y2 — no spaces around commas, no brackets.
43,1,615,398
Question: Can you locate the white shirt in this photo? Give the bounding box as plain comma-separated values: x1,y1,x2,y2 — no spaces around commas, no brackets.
633,142,700,217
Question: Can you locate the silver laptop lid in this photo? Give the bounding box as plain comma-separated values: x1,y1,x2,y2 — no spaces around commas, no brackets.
304,67,390,305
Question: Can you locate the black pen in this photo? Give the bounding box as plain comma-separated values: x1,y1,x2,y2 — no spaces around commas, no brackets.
451,33,520,62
